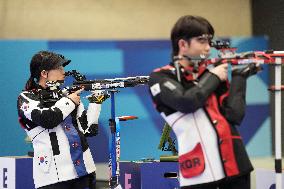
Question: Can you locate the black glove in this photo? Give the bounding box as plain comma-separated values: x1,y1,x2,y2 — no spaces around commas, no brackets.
85,124,98,137
232,63,262,78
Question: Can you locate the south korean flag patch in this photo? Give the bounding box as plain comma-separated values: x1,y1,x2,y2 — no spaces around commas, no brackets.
20,102,29,112
36,149,52,173
150,83,161,96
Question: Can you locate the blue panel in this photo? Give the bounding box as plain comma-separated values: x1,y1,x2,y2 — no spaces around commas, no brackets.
116,40,171,49
231,37,269,85
52,49,124,75
247,118,272,157
0,40,48,156
48,41,117,50
231,37,268,52
119,162,179,189
16,158,35,189
239,104,269,144
119,162,141,188
141,162,179,189
123,49,171,76
246,74,269,104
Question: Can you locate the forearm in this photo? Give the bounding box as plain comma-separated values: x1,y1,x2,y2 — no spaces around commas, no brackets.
222,75,247,125
76,103,101,136
159,72,221,113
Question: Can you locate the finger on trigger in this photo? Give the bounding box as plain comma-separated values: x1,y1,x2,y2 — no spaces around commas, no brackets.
75,88,84,95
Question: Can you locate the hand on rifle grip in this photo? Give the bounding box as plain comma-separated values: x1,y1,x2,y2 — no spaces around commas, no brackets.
67,88,83,105
232,63,262,78
87,90,110,104
210,63,228,81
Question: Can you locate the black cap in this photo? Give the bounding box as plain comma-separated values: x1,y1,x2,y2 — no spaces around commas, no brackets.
30,51,71,80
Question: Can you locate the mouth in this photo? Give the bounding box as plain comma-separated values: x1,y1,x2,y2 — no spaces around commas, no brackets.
200,53,210,59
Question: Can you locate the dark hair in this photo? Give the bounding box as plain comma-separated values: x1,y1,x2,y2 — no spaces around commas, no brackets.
25,51,70,90
170,15,215,56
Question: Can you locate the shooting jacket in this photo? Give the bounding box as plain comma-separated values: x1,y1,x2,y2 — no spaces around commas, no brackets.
149,64,253,187
17,87,101,188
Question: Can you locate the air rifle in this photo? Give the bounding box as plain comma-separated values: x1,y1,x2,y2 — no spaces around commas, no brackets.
205,41,284,66
40,70,149,103
63,69,148,89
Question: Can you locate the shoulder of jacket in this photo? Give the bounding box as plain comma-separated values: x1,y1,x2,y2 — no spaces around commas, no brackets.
153,65,175,73
151,65,176,78
19,90,40,101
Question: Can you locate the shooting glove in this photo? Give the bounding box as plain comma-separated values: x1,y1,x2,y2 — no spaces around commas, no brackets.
232,63,262,78
87,90,110,104
84,124,99,137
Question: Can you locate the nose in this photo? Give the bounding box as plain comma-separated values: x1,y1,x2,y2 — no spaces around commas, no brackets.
62,71,66,79
205,42,211,50
204,43,211,54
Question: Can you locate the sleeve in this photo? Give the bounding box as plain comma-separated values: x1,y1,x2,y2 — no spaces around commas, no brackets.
220,75,247,125
17,92,76,129
76,102,101,137
149,70,221,113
